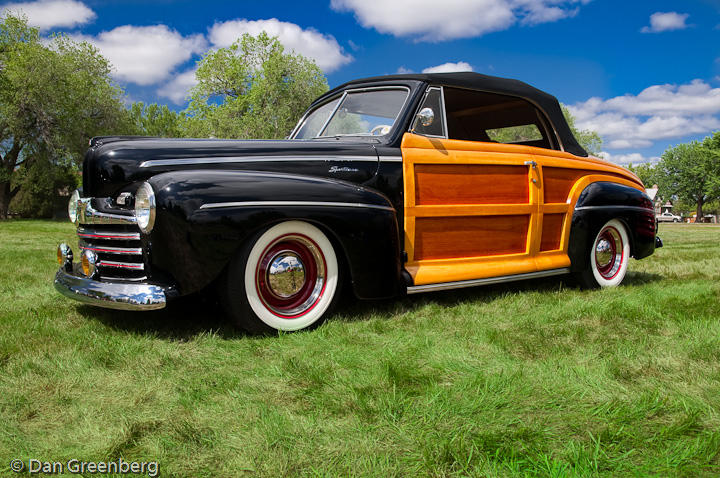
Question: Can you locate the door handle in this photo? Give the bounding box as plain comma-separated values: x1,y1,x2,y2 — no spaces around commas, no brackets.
525,160,538,184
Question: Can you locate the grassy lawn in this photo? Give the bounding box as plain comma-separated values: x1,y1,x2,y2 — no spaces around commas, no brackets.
1,220,719,477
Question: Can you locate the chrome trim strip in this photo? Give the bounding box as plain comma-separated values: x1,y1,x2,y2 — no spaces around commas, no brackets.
198,200,396,212
139,155,379,168
98,260,145,270
81,244,143,255
77,198,137,225
574,205,654,213
379,156,403,162
77,228,141,241
406,268,570,294
54,269,165,311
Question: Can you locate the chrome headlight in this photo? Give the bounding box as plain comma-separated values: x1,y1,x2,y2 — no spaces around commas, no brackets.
134,182,156,234
68,190,80,224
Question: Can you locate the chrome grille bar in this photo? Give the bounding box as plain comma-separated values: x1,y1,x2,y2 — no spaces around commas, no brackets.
81,244,143,255
98,260,145,270
78,228,141,241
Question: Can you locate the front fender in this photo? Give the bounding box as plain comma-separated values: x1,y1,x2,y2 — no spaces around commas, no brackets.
147,170,401,299
568,182,656,272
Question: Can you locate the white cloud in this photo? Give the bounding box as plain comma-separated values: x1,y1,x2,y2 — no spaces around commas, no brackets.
1,0,95,31
569,80,720,150
157,68,198,105
422,61,474,73
598,152,659,165
330,0,591,41
74,25,206,86
641,12,689,33
396,66,414,74
208,18,352,72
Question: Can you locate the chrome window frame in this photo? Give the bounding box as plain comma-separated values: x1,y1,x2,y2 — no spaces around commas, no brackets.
289,85,411,140
408,86,448,139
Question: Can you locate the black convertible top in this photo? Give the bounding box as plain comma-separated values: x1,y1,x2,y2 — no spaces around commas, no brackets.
326,72,588,157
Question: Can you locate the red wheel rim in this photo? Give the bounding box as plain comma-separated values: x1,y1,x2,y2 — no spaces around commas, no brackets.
594,226,624,280
255,233,326,318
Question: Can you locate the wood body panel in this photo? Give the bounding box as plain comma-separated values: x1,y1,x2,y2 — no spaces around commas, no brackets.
414,164,528,205
539,213,565,251
400,133,645,287
415,215,529,260
543,167,631,204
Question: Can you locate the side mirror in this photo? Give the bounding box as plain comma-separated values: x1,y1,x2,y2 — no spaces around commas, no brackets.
416,107,435,127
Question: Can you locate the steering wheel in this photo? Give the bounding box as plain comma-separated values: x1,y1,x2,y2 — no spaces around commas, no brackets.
370,124,392,136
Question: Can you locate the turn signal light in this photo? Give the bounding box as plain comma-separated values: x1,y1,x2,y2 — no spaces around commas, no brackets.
81,250,97,278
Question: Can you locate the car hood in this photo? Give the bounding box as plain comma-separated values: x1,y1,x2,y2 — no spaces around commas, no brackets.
83,136,381,198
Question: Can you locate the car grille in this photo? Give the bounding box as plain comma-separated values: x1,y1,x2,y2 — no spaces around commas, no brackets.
77,225,147,282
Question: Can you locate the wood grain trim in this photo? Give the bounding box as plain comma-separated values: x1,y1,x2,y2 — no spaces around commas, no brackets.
407,204,534,217
543,167,631,204
414,215,530,261
540,214,565,251
414,164,529,205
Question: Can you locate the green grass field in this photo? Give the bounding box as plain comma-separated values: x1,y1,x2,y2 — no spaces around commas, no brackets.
1,221,719,477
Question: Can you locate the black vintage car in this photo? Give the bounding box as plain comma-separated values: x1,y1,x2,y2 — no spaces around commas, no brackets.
55,73,660,333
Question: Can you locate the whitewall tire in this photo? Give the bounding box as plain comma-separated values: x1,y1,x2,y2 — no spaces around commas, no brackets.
221,221,340,333
589,219,631,287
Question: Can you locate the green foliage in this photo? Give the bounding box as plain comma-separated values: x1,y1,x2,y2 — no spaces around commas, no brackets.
184,32,328,139
0,14,130,218
10,154,79,218
657,136,720,219
129,102,184,138
2,221,720,476
627,162,660,188
561,104,603,156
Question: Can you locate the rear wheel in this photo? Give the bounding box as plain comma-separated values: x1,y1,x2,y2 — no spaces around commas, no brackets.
574,218,631,288
221,221,340,334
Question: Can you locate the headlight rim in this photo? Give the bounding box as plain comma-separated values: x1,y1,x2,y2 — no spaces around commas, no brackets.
68,190,80,224
134,182,156,234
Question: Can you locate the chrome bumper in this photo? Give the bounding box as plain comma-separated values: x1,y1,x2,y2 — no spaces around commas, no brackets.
54,269,167,311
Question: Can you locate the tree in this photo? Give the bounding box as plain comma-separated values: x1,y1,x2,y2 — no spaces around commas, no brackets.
627,162,659,187
561,105,603,156
184,32,328,140
129,102,184,138
656,137,720,221
0,14,130,218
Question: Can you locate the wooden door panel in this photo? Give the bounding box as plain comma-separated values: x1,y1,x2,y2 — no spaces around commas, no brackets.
414,164,528,205
402,133,540,286
415,215,530,260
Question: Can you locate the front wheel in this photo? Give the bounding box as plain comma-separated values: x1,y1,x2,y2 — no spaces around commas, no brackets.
573,218,631,288
221,221,340,334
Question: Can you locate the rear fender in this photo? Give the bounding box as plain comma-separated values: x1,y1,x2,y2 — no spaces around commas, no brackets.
568,182,656,272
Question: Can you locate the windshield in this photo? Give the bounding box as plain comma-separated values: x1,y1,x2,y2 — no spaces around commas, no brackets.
292,88,409,139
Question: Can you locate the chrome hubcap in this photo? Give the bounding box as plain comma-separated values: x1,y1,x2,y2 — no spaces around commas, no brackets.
267,251,306,298
595,239,613,268
594,226,623,280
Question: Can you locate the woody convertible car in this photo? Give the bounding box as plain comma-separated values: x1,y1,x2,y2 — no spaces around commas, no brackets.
54,73,661,333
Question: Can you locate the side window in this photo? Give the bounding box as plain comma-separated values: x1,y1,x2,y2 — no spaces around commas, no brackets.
442,87,558,150
410,87,446,137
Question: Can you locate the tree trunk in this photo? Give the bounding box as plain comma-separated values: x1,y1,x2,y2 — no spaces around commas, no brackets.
696,196,704,223
0,141,24,219
0,180,11,219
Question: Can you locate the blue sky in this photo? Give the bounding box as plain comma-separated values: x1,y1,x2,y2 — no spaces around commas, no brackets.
2,0,719,164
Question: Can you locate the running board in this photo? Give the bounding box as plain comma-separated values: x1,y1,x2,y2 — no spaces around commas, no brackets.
406,268,571,294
